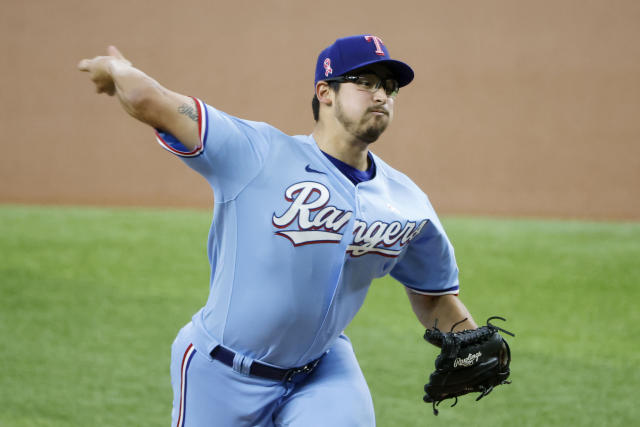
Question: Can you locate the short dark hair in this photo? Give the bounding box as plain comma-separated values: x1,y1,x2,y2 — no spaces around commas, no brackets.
312,81,341,121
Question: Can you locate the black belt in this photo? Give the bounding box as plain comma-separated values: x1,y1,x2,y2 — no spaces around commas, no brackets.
210,345,323,382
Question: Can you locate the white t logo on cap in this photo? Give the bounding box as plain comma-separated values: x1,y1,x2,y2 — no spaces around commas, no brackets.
364,35,385,56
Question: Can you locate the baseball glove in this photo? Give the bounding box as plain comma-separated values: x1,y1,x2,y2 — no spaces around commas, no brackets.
423,316,514,415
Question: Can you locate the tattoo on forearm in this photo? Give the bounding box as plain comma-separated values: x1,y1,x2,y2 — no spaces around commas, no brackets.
178,103,199,122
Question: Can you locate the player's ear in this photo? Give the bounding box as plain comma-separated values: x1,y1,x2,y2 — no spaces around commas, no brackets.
315,81,333,106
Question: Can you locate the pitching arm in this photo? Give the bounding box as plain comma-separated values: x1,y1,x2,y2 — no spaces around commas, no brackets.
78,46,200,150
405,290,477,336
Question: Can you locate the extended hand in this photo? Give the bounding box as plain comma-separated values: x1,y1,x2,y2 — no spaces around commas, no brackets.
78,46,131,96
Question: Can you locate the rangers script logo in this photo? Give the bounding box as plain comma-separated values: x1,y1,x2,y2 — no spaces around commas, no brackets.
272,182,428,257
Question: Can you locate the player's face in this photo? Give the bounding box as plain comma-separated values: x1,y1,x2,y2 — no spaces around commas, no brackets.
333,67,396,144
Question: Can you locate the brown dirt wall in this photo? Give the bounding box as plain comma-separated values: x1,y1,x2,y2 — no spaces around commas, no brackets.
1,0,639,220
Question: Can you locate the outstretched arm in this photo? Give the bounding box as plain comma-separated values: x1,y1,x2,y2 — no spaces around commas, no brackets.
78,46,200,150
405,290,477,333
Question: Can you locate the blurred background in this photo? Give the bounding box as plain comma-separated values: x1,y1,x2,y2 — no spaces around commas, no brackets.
2,0,638,220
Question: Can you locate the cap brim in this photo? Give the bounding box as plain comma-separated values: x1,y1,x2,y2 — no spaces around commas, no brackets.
344,59,414,87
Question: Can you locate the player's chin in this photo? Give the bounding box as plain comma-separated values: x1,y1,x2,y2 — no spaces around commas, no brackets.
358,124,387,144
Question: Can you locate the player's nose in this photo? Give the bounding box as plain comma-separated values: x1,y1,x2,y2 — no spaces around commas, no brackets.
372,86,388,101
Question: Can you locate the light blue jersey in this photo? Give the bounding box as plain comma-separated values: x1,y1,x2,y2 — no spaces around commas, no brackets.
157,98,459,369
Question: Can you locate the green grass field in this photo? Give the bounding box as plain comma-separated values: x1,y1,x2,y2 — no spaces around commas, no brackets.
1,205,639,426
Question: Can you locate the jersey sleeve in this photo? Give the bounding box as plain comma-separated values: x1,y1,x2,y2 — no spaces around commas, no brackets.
390,207,460,296
154,97,271,202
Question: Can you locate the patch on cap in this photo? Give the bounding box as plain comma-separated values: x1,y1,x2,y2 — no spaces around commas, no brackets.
323,58,333,77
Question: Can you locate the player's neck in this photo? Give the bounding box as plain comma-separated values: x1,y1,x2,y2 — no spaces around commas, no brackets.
312,122,370,171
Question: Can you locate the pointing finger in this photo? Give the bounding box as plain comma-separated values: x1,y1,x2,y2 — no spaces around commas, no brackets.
77,59,90,71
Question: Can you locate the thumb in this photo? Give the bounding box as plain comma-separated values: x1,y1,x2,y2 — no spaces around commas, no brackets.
108,45,127,61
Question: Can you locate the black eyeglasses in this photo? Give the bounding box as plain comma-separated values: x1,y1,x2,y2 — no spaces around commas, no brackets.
326,74,399,97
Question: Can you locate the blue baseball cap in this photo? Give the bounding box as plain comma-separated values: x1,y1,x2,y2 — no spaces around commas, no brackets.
314,35,414,87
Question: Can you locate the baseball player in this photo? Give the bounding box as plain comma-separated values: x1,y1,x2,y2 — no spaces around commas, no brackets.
79,35,479,426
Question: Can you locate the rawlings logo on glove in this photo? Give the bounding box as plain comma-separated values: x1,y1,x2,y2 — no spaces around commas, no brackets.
423,316,515,415
453,351,482,368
